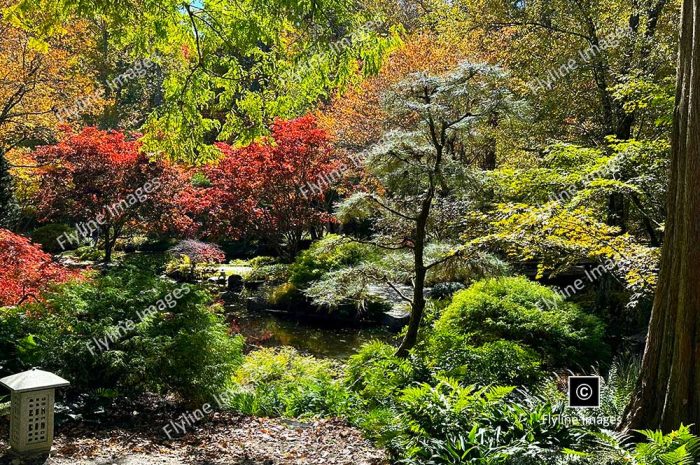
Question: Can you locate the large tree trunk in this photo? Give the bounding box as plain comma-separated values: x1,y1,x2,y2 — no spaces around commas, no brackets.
621,0,700,431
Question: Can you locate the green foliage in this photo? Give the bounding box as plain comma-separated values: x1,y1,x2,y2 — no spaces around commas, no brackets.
0,306,28,377
431,340,544,387
245,256,289,283
247,263,289,283
570,426,700,465
10,266,243,405
9,0,402,163
267,282,301,306
472,140,666,308
248,256,277,267
431,277,609,368
31,223,75,253
72,245,106,262
0,152,18,229
288,235,379,288
394,378,586,464
345,341,416,409
303,264,393,316
225,347,350,418
612,76,675,131
596,354,641,419
190,171,212,188
428,282,466,300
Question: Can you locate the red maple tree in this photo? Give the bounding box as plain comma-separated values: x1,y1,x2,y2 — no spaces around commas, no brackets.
184,115,341,258
32,127,185,262
0,229,76,306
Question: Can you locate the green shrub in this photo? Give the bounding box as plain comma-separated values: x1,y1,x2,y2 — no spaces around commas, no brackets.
225,347,350,417
268,282,301,306
432,340,544,386
247,263,290,283
288,234,378,288
431,277,609,369
0,306,31,378
345,341,415,409
14,266,243,406
249,256,277,267
191,171,212,188
72,245,104,261
114,235,174,252
31,223,76,253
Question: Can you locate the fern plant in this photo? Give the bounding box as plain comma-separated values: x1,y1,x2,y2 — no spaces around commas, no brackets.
394,378,589,464
566,426,700,464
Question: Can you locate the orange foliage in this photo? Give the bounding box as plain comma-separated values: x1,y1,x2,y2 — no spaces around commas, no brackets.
0,229,78,306
0,13,95,149
319,32,480,151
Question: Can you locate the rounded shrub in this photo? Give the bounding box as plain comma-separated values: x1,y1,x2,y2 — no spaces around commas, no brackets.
15,266,243,406
31,223,76,253
431,276,608,369
433,340,544,386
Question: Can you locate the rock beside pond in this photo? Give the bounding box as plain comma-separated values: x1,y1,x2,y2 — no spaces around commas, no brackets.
381,307,411,331
227,274,244,291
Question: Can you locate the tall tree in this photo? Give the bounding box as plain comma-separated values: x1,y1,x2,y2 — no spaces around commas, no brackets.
0,9,95,229
6,0,401,162
622,0,700,431
183,115,339,259
338,62,516,356
426,0,677,237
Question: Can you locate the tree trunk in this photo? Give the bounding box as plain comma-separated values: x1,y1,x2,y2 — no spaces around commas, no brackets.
396,188,433,358
395,260,427,358
621,0,700,431
103,228,113,263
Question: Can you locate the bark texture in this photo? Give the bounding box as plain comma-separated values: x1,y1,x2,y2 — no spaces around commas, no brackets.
621,0,700,431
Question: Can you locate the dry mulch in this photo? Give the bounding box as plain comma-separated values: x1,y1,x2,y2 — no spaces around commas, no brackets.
0,412,388,465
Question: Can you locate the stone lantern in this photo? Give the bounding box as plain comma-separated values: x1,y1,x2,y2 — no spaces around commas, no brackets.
0,368,70,455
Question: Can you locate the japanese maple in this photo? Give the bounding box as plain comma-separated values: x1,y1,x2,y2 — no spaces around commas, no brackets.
32,127,184,262
185,115,340,258
168,239,226,265
0,229,75,306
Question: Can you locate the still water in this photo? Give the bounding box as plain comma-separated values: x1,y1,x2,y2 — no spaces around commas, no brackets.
224,303,395,359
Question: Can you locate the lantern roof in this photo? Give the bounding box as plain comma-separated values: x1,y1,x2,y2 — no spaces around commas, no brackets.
0,368,70,393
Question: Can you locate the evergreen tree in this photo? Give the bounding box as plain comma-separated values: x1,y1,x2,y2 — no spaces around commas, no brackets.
622,0,700,431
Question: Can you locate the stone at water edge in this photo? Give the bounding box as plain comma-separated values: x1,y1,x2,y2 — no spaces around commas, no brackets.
227,275,244,292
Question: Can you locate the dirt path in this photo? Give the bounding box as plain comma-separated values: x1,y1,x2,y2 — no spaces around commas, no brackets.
0,414,388,465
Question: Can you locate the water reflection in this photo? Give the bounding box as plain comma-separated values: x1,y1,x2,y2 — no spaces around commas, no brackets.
224,303,395,359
